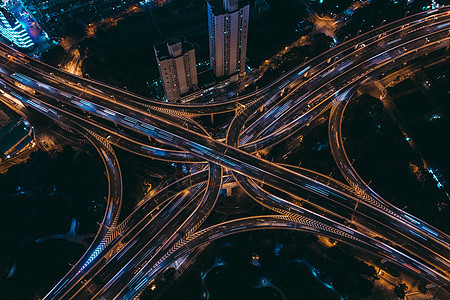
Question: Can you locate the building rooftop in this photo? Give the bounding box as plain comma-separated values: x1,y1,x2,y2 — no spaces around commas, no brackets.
0,7,17,29
0,118,31,155
154,36,194,61
207,0,249,15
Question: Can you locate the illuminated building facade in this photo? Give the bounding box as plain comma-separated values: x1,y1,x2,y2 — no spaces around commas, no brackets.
0,7,34,48
207,0,249,79
154,37,198,102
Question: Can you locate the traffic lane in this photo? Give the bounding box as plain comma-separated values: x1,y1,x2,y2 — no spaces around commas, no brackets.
0,63,207,164
86,187,208,300
115,214,450,299
9,52,450,274
234,171,450,279
1,7,448,292
75,89,450,274
92,162,223,298
146,111,450,274
244,35,450,164
2,8,448,116
239,14,450,143
244,21,450,149
73,185,205,300
266,174,450,274
7,93,124,300
329,100,450,248
0,69,202,163
60,170,210,299
0,56,211,137
0,7,440,298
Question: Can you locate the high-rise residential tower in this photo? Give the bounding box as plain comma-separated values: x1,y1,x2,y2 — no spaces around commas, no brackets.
207,0,250,79
154,37,198,102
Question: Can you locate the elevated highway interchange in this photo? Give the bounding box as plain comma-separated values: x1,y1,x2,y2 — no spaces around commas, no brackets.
0,6,449,299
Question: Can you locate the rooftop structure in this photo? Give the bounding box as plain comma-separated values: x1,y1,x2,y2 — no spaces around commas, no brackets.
0,118,34,161
0,6,34,48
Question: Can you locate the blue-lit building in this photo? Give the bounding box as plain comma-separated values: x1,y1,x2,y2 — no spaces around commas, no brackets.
0,6,34,49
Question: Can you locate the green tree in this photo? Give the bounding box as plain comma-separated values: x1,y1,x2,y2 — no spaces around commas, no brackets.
394,283,407,299
40,45,67,67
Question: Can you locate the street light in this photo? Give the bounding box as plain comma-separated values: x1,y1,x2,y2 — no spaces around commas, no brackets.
404,10,410,18
380,19,386,26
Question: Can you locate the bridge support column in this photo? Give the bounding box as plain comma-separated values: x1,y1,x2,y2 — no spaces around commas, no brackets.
222,182,239,197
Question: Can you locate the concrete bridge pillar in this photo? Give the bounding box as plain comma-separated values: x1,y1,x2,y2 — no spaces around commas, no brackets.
222,182,239,196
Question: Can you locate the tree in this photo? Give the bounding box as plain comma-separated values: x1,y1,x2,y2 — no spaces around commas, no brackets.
394,283,407,299
417,283,428,294
40,45,67,68
312,33,333,54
